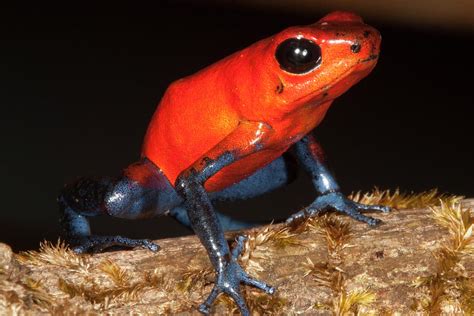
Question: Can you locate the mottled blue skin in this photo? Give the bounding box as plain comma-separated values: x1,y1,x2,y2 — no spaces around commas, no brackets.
58,134,390,315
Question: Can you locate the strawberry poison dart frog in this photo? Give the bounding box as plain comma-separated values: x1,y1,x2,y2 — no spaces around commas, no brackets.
58,11,389,315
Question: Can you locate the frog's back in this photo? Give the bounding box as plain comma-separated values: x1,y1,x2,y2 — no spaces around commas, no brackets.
142,59,242,188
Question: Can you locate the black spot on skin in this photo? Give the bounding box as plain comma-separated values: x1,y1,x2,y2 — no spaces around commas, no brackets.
363,30,371,38
275,82,284,94
323,92,329,97
335,32,346,37
351,42,361,53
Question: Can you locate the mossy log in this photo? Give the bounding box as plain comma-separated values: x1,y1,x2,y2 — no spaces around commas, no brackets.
1,191,473,315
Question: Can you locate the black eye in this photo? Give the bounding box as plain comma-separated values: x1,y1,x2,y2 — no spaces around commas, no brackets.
275,38,322,74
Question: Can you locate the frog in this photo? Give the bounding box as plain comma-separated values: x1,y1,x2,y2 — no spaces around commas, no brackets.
58,11,389,315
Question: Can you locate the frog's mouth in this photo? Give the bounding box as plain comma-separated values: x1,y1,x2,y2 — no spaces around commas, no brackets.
360,54,379,63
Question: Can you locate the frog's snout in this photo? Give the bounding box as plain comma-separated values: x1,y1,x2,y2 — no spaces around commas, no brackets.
349,28,381,64
315,11,381,63
351,38,379,63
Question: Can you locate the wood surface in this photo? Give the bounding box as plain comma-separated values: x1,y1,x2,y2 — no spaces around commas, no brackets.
1,194,473,315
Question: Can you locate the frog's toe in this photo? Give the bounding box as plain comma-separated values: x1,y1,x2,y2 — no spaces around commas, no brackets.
344,210,381,226
285,208,312,225
199,287,220,315
242,272,275,294
232,236,275,293
69,236,160,254
138,239,160,252
356,203,391,213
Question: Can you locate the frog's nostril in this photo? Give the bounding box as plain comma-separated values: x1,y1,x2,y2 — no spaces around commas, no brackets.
350,42,361,53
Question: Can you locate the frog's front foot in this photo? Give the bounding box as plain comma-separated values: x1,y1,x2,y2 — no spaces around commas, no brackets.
286,191,391,226
199,236,275,315
69,235,160,254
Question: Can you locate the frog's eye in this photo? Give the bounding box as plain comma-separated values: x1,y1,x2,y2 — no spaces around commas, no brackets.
275,38,322,74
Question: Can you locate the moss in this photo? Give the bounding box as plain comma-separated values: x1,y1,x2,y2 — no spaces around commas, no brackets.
214,290,287,315
176,267,213,293
302,215,378,315
412,201,474,313
17,240,90,273
349,187,463,209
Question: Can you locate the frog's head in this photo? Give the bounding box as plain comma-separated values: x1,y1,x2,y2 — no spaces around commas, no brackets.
247,11,381,117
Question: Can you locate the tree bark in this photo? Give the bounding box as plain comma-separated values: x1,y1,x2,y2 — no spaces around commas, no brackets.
1,198,473,315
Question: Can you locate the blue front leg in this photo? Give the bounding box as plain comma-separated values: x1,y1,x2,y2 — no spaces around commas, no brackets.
170,155,297,231
287,133,390,225
175,152,274,315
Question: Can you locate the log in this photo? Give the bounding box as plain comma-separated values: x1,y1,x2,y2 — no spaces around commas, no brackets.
1,191,473,315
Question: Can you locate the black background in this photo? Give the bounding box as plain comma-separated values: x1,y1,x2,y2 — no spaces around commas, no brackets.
1,2,473,251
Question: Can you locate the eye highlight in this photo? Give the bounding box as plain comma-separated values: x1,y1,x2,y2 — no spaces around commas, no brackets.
275,38,322,74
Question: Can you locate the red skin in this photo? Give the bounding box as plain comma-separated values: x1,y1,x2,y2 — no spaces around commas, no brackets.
142,11,381,192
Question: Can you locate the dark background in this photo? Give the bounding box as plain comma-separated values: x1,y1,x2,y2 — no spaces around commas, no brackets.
1,2,473,251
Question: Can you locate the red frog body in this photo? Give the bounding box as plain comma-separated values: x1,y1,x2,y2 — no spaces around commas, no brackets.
59,12,389,316
143,11,380,192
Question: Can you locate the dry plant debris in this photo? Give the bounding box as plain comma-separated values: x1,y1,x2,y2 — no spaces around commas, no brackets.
177,265,213,293
303,215,377,315
411,201,474,314
349,187,463,209
0,188,472,315
17,240,90,273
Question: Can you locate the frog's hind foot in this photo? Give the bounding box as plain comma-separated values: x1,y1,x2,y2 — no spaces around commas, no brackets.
70,235,160,254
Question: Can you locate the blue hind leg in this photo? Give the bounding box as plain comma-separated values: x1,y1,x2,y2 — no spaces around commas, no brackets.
169,155,297,231
58,158,182,253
